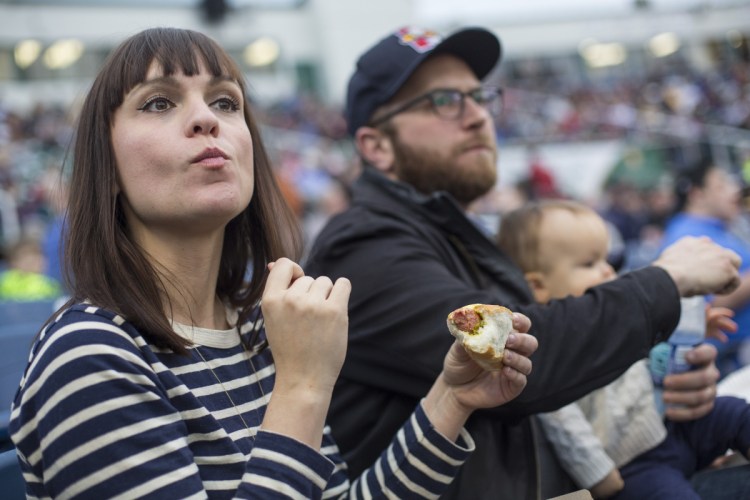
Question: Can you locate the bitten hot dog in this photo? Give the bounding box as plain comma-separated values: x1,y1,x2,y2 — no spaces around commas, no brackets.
447,304,514,371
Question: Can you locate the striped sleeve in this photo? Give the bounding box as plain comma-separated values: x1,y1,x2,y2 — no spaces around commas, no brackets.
10,319,208,499
238,430,336,499
325,400,475,499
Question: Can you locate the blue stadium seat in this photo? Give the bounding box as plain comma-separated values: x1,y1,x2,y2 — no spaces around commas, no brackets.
0,300,56,499
0,447,25,499
0,300,58,327
0,300,57,440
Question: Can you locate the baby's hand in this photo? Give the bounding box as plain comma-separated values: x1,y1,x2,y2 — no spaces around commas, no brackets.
590,468,624,498
706,306,737,344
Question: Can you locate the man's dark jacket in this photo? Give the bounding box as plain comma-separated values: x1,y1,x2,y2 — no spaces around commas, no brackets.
305,169,680,500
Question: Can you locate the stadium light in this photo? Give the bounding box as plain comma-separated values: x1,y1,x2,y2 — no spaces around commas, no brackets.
579,39,627,68
648,32,680,58
243,37,280,67
43,39,84,70
14,39,42,69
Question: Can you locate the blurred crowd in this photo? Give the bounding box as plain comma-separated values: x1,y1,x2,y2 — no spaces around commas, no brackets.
0,53,749,304
495,58,750,143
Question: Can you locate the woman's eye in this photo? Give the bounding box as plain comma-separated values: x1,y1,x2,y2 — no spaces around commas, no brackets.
213,96,241,112
138,96,173,112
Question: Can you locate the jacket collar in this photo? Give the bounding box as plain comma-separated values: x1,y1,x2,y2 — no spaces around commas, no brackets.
353,168,533,300
353,167,487,240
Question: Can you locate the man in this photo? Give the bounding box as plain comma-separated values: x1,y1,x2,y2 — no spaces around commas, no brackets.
662,159,750,376
305,26,742,499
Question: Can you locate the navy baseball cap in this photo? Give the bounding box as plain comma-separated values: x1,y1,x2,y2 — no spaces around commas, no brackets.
345,26,502,136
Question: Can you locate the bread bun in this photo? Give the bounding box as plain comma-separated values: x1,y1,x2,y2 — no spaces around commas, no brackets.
446,304,513,371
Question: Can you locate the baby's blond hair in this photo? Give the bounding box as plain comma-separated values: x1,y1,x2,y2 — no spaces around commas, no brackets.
497,200,597,273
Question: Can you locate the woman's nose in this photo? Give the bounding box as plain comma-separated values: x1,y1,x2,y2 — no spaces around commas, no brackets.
186,102,219,137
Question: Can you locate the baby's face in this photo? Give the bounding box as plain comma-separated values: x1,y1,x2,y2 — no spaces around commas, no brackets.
537,208,615,300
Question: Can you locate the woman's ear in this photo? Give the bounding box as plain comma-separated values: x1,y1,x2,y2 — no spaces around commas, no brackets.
354,126,395,176
524,271,550,304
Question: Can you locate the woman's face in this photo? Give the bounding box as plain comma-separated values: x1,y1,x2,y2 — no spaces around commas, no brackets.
111,59,254,239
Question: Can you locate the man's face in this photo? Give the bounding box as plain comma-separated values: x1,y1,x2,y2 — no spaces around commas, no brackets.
382,54,498,205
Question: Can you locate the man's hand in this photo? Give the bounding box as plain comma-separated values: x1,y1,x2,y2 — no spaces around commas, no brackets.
653,236,741,297
663,343,720,421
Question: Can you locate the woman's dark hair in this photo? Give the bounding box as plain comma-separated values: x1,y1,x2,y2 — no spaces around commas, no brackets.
63,27,302,353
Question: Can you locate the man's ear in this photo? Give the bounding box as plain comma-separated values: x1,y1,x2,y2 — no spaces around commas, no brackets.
524,271,550,304
355,126,395,176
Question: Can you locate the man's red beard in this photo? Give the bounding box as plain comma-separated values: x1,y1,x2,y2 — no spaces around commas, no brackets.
390,132,497,205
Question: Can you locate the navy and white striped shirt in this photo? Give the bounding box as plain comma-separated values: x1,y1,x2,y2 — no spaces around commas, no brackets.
10,303,474,499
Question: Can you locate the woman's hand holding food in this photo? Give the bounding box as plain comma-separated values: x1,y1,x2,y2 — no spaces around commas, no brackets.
424,309,537,441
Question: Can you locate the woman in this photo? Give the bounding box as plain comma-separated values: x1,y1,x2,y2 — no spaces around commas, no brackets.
9,27,537,499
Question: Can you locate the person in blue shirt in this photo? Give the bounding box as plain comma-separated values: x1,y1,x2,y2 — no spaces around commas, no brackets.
661,158,750,376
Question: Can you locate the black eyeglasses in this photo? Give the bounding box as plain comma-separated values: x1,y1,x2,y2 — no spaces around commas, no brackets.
369,86,503,127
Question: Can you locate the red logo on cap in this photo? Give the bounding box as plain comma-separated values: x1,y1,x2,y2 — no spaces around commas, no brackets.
394,27,442,54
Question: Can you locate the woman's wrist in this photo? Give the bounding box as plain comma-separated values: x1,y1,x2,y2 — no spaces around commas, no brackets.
262,386,332,449
422,373,473,442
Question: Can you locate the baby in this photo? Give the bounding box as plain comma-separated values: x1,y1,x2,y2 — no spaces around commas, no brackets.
497,199,750,499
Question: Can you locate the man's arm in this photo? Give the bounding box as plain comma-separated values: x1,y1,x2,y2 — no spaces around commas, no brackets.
307,218,740,417
308,218,675,416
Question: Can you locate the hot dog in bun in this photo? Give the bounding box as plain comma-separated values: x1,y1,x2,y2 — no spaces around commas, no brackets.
447,304,513,371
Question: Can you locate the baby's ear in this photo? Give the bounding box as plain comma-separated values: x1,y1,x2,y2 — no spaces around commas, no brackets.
524,271,550,304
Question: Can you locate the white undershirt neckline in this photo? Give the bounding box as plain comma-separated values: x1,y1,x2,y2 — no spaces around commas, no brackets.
171,307,240,348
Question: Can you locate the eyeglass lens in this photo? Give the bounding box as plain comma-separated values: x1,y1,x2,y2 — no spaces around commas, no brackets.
430,88,502,119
